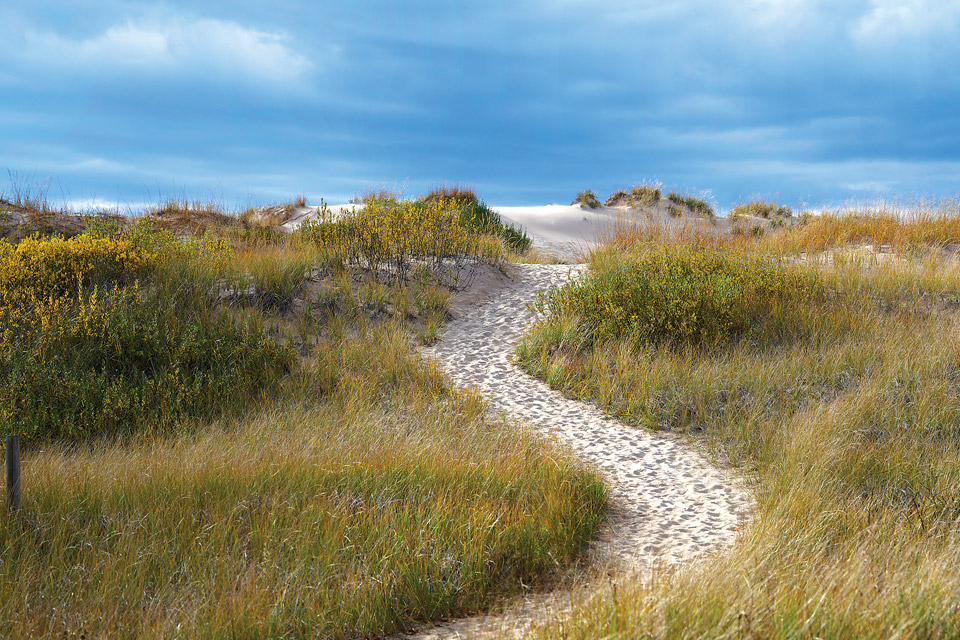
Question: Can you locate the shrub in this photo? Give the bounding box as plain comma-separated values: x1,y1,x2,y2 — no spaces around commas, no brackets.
0,230,293,442
572,190,602,209
299,196,523,286
455,199,531,252
420,188,531,251
532,243,821,348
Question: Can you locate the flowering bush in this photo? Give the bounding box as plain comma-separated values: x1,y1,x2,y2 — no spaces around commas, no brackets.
0,229,292,442
299,197,503,289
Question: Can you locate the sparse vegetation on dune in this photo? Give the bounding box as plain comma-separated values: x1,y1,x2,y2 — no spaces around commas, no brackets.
604,184,661,208
730,199,793,220
665,191,715,218
0,189,603,638
519,204,960,637
572,189,602,209
240,194,309,228
768,200,960,254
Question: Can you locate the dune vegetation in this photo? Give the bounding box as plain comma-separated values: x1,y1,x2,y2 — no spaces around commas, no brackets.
0,190,605,639
10,179,960,639
518,202,960,638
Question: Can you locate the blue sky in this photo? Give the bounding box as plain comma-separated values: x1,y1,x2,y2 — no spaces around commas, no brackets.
1,1,958,210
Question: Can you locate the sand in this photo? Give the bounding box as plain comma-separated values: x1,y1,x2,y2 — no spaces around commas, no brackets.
400,262,753,639
280,202,733,261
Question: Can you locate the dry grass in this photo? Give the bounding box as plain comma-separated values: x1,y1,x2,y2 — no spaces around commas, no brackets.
1,325,605,638
240,195,309,228
764,199,960,254
0,206,606,638
144,199,239,236
420,183,479,205
518,207,960,638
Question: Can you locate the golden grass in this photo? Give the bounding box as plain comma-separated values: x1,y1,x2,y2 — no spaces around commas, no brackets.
518,213,960,638
1,324,605,638
0,206,605,638
763,200,960,254
419,183,479,205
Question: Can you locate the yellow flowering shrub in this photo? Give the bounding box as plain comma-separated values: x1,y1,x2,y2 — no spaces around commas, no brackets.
299,197,503,288
0,229,292,443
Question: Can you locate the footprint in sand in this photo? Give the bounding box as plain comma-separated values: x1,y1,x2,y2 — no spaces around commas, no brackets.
406,263,753,639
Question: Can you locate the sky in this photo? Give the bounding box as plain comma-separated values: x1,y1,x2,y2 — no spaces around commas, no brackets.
1,0,958,211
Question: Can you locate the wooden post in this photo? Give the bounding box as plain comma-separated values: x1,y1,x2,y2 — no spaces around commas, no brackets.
5,435,20,512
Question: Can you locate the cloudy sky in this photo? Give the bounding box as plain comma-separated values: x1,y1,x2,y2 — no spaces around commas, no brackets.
1,1,958,210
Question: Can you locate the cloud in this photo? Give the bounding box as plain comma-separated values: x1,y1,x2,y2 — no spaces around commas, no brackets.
19,16,314,84
853,0,960,43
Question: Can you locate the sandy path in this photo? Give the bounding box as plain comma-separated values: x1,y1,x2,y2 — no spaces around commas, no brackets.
405,263,752,638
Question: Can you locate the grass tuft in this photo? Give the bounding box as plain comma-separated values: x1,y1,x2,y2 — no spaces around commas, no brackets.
572,190,602,209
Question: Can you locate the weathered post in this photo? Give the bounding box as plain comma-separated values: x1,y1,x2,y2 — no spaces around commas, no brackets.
5,435,20,512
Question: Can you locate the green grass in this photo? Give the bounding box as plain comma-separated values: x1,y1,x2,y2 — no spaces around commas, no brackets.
518,229,960,637
666,191,715,218
1,323,606,638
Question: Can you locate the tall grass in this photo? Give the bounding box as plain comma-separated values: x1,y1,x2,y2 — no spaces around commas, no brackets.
519,224,960,637
0,323,606,638
765,200,960,254
0,199,607,638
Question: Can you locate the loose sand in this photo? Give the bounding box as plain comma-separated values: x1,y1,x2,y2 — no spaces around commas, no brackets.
400,262,753,638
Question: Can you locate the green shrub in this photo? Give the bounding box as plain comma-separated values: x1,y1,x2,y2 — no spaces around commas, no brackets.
456,199,531,252
417,187,529,252
0,229,293,442
533,243,821,348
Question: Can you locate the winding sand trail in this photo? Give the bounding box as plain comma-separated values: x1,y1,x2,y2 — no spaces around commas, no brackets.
405,263,753,639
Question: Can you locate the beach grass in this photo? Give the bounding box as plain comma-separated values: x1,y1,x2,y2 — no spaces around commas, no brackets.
518,205,960,637
0,194,605,638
